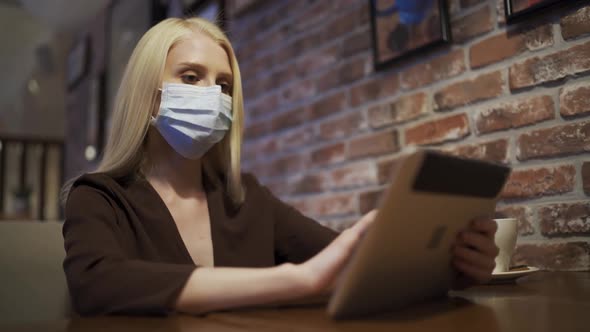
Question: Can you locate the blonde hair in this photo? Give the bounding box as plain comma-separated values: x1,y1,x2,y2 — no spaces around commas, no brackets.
62,17,245,204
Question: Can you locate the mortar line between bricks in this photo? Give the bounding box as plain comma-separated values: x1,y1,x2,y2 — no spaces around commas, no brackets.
499,192,588,209
574,160,584,196
507,135,517,165
516,236,590,246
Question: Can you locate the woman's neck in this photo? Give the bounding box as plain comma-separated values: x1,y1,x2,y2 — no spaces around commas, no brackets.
144,129,205,198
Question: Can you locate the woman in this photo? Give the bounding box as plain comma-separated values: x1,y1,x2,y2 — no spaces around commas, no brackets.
62,17,499,316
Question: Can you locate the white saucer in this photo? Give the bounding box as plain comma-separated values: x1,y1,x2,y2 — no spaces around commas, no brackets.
490,266,540,283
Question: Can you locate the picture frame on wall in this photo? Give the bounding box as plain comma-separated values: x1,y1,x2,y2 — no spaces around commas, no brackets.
66,36,91,91
370,0,452,71
504,0,576,23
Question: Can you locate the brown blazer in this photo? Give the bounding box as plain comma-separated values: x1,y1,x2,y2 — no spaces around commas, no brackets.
63,172,337,315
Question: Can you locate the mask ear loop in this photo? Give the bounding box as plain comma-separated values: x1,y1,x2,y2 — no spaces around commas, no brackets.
151,87,164,124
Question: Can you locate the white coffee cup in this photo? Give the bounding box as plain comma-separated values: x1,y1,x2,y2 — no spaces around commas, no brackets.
493,218,518,274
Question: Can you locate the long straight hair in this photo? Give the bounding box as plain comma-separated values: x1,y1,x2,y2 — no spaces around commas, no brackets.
61,17,245,204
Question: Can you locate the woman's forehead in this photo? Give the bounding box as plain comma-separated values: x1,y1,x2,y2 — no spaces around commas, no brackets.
166,32,231,72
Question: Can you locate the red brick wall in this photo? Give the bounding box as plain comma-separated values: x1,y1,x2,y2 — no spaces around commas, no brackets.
230,0,590,271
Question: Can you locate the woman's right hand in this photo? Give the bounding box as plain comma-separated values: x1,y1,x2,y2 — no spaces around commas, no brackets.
295,210,378,297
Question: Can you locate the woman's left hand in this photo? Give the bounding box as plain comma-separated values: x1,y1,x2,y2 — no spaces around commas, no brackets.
451,217,499,288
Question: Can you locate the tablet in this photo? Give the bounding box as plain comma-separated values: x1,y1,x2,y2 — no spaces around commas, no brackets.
327,149,511,319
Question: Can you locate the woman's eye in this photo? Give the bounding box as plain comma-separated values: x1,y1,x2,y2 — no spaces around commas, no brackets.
181,74,199,84
219,83,231,94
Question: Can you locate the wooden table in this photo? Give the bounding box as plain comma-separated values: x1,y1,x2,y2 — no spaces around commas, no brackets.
3,272,588,332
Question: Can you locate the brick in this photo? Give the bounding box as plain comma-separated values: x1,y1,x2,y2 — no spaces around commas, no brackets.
287,199,310,216
341,27,371,58
401,49,466,90
266,154,307,178
284,0,307,14
434,71,504,111
296,45,340,79
475,95,555,134
321,5,370,42
501,165,576,199
329,161,378,190
359,189,384,214
271,107,306,132
250,53,275,77
240,62,260,84
452,6,493,43
317,57,367,92
495,205,534,236
350,74,399,107
256,8,285,32
348,130,399,159
281,79,316,105
444,139,509,164
470,25,553,69
247,93,279,119
539,202,590,237
274,44,294,67
242,81,257,100
291,174,325,195
319,112,365,140
333,0,365,10
560,6,590,40
377,157,400,184
275,33,323,65
517,121,590,160
235,35,260,63
274,66,297,85
245,120,270,140
583,162,590,195
248,161,271,179
311,143,346,166
299,193,356,217
250,138,278,159
293,1,334,33
279,126,314,151
368,92,429,128
560,82,590,117
322,217,358,232
405,113,470,146
309,91,347,121
242,144,257,163
264,24,291,49
509,41,590,90
512,242,590,271
249,75,276,97
265,178,290,197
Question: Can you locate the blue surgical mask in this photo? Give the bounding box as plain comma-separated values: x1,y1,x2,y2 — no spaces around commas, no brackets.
151,83,233,159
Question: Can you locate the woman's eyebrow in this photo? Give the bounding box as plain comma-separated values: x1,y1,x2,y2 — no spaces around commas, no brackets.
217,72,233,83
